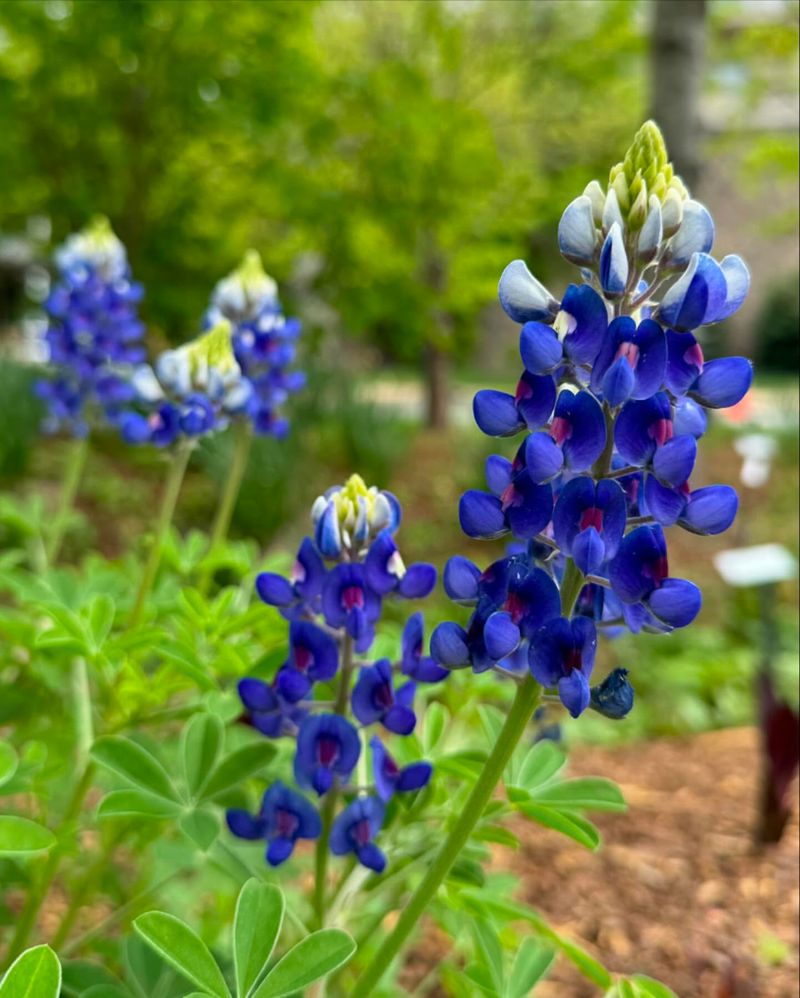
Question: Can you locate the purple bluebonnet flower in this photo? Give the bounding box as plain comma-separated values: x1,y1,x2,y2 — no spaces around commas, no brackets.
433,120,750,721
352,660,416,735
276,621,339,702
256,537,326,620
322,563,382,648
371,737,432,802
207,251,304,438
294,714,361,795
330,796,387,872
35,217,146,436
226,781,321,866
400,613,448,683
237,678,308,738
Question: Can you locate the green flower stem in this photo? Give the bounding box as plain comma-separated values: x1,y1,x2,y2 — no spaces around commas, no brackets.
350,558,583,997
199,421,253,594
350,673,543,997
46,435,89,564
313,633,355,928
129,440,192,629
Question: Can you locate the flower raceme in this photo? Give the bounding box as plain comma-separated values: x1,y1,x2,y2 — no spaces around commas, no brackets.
227,476,438,870
35,217,146,437
432,120,752,720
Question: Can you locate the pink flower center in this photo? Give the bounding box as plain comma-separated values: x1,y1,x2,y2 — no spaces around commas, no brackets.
683,341,704,370
276,809,299,838
374,682,394,711
550,416,572,445
515,378,532,404
504,591,526,624
290,560,306,585
580,506,603,532
354,819,372,847
644,555,669,588
500,483,522,511
563,647,583,673
342,586,365,611
294,646,313,672
615,341,640,368
648,418,673,447
317,736,340,767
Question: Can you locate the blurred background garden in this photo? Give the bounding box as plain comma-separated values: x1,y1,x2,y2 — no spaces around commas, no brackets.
0,1,797,995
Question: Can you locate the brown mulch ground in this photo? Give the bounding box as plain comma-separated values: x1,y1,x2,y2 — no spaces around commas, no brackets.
408,727,799,997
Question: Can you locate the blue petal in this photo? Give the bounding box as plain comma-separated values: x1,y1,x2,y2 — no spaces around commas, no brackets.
523,432,564,484
554,389,607,471
430,622,470,668
558,670,591,718
572,526,605,576
558,195,597,264
515,372,557,430
483,611,521,661
255,572,294,607
520,322,563,375
637,199,663,262
459,490,507,539
356,842,387,873
504,480,554,540
608,525,667,603
614,394,672,466
383,704,417,735
398,563,437,599
590,668,634,719
679,485,738,535
364,531,403,595
657,253,727,331
599,222,628,296
689,357,753,409
226,809,265,840
652,434,697,487
560,284,608,365
665,200,715,267
714,255,750,322
665,330,704,396
498,259,559,323
643,475,686,526
647,578,701,628
238,678,278,713
266,838,295,866
315,502,342,558
528,617,570,687
443,556,481,604
397,761,433,793
673,397,707,438
552,476,595,554
485,455,513,495
473,390,523,437
601,357,636,407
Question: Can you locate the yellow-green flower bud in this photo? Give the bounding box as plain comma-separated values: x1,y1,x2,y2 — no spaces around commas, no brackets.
627,185,649,231
662,188,684,236
583,180,606,226
187,319,238,380
607,120,688,223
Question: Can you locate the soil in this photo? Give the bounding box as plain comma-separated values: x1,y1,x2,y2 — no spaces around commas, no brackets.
409,726,799,998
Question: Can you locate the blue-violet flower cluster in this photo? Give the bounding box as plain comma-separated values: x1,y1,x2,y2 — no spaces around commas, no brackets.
206,250,305,438
34,217,146,437
431,121,752,720
226,475,439,871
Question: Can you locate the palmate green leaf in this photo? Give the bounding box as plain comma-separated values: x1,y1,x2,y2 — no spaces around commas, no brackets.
478,705,504,749
516,740,567,790
133,912,230,998
532,777,627,812
82,986,130,998
422,702,448,755
159,642,218,692
459,890,612,989
233,880,284,998
472,824,519,849
179,810,220,852
506,938,555,998
182,713,224,799
0,742,18,788
198,741,277,801
0,815,56,855
91,736,178,802
0,944,61,998
517,803,601,851
472,919,504,992
251,929,356,998
97,790,181,820
60,959,123,997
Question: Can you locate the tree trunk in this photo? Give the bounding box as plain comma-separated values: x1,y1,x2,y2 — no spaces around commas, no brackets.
425,343,449,430
651,0,707,190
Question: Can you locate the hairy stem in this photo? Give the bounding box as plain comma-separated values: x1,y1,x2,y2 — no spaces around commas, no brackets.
46,435,89,564
129,440,192,628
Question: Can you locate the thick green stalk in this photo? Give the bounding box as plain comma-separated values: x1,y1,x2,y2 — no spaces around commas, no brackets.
350,674,542,997
46,435,89,564
350,557,582,996
129,441,192,628
313,634,355,928
198,421,252,594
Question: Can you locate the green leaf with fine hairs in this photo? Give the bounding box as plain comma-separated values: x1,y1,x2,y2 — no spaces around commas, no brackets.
532,777,627,812
0,742,18,789
198,741,277,801
507,938,555,998
631,976,679,998
97,790,181,820
179,809,220,851
517,803,601,851
472,919,504,991
91,736,178,802
182,712,224,799
251,929,356,998
0,944,61,998
133,912,230,998
233,880,285,998
0,815,55,855
516,740,567,789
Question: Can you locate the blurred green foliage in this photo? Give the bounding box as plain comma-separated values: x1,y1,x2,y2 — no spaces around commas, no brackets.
753,273,800,373
0,361,42,479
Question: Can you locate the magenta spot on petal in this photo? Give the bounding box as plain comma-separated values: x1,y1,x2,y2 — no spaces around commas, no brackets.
354,818,372,847
563,647,583,673
504,592,526,624
374,682,394,711
317,736,340,767
290,560,306,585
384,754,399,777
615,342,640,369
550,416,571,445
648,418,673,447
294,646,313,672
276,809,299,838
515,378,533,404
500,483,521,512
644,554,669,588
342,585,365,612
683,342,704,370
580,506,603,532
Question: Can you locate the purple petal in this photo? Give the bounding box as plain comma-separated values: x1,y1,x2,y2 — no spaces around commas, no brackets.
238,678,278,713
430,622,470,668
665,330,704,396
652,434,697,488
255,573,294,607
505,481,554,539
657,253,727,331
558,670,592,718
485,455,513,495
498,259,559,323
459,490,507,539
673,397,707,438
398,563,437,599
679,485,738,535
561,283,608,365
689,357,753,409
601,357,636,407
643,474,687,526
647,578,701,628
516,372,557,430
572,526,605,576
665,200,714,267
520,322,563,375
443,556,481,604
558,195,597,264
484,611,521,661
383,704,417,735
266,837,295,866
356,841,387,872
473,390,523,437
714,255,750,322
554,389,606,471
396,762,433,793
599,222,628,296
524,432,564,484
226,809,265,840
